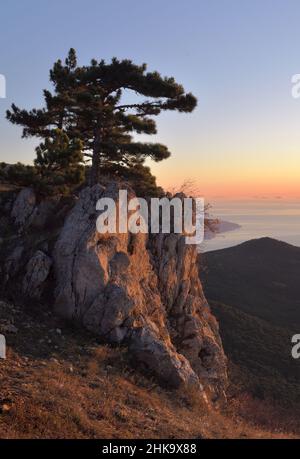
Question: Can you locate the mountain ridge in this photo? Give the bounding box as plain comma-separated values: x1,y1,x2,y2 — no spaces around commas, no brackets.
201,237,300,330
201,237,300,407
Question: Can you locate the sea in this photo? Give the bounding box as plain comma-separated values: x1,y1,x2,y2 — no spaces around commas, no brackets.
201,199,300,252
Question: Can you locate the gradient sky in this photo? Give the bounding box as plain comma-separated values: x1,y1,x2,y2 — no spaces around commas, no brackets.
1,0,300,198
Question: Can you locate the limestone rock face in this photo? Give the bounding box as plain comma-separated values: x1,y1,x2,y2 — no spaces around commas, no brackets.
129,327,200,389
11,188,36,227
149,233,227,394
1,185,227,394
5,245,24,277
53,185,227,393
22,251,52,299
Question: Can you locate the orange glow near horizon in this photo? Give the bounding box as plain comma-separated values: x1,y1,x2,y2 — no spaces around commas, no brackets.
146,103,300,201
152,153,300,200
157,176,300,200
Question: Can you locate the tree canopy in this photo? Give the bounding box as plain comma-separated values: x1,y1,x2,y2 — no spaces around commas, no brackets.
0,130,85,195
6,49,197,192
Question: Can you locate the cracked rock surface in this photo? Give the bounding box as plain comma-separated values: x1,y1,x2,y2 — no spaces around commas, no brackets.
0,184,227,395
53,185,227,393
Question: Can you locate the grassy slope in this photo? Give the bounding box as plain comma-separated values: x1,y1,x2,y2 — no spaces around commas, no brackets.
0,300,293,439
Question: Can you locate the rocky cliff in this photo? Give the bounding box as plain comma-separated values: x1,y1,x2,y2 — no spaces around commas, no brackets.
0,184,227,397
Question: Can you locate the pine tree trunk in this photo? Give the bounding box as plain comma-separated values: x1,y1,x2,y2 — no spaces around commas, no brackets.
90,151,101,185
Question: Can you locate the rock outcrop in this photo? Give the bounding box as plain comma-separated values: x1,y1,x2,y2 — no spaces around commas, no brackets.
22,250,52,299
53,185,227,393
11,187,36,228
0,184,227,396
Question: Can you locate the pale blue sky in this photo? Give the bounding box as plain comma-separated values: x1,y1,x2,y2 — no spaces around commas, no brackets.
1,0,300,196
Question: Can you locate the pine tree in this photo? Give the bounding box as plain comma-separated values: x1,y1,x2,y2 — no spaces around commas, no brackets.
7,49,197,187
0,130,85,195
34,129,85,194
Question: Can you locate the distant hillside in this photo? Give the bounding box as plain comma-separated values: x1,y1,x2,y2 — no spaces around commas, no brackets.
202,237,300,330
209,300,300,405
201,238,300,406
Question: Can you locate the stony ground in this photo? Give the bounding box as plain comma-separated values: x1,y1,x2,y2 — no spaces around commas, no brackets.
0,300,296,439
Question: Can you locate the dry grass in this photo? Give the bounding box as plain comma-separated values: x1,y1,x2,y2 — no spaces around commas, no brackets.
0,301,297,439
225,392,300,435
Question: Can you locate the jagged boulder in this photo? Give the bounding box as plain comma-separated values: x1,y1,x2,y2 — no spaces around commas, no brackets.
11,188,36,227
129,326,200,388
149,233,227,394
10,187,70,232
22,250,52,299
53,184,227,393
1,184,227,395
4,245,24,277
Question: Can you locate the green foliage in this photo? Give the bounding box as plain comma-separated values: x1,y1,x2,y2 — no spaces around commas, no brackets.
0,130,85,196
0,162,37,188
7,48,197,187
34,129,85,194
101,162,164,197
